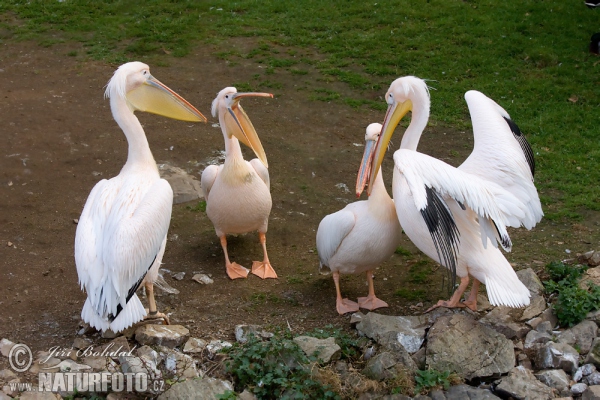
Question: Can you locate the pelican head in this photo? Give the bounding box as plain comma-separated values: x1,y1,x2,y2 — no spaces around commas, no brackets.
212,86,273,168
105,61,207,122
368,77,430,195
356,123,382,197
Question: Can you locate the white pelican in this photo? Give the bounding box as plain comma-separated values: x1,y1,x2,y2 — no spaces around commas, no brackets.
317,123,401,314
75,62,206,333
201,87,276,280
361,76,543,311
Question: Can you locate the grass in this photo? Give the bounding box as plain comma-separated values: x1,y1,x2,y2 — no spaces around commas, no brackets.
1,1,599,219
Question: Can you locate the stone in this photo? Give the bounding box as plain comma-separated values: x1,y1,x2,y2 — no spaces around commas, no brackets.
158,163,203,205
539,308,560,329
495,366,555,400
426,314,514,380
377,331,418,373
536,320,554,334
586,372,600,386
411,347,426,370
157,346,199,379
524,329,553,349
573,383,589,395
18,392,61,400
293,336,341,363
580,266,600,290
135,324,189,348
582,364,597,376
239,389,257,400
557,320,598,354
520,294,547,321
587,309,600,326
534,342,579,374
157,377,234,400
355,312,427,354
192,273,214,285
479,307,530,339
516,268,545,295
54,359,92,372
72,337,92,350
0,369,16,381
535,369,570,392
583,385,600,400
206,340,232,357
234,324,274,343
586,337,600,367
96,336,131,358
0,392,11,400
362,351,400,381
0,339,15,357
444,384,500,399
350,312,365,325
81,356,109,370
172,272,186,280
183,337,208,353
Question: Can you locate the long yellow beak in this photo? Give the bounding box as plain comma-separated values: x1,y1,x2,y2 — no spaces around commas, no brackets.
367,99,413,195
224,92,273,168
127,75,207,122
356,140,375,197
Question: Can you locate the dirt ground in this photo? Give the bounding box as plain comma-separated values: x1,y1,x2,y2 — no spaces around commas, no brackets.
1,39,599,367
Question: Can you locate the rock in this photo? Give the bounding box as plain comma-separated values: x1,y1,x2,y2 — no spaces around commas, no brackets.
81,356,109,370
355,312,427,354
579,251,599,265
573,383,589,395
135,324,189,348
18,392,60,400
586,371,600,386
54,359,91,372
583,385,600,399
206,340,232,357
0,369,16,381
586,338,600,367
536,320,554,334
172,272,186,280
157,346,199,379
524,329,553,349
183,337,208,353
444,384,500,399
581,266,600,290
479,307,530,339
495,366,555,400
534,342,579,374
516,268,545,294
411,347,426,370
234,324,274,343
157,377,234,400
158,163,203,205
377,331,418,373
72,337,92,350
520,294,547,321
350,312,365,325
362,351,411,381
426,314,514,380
101,329,118,339
192,273,214,285
97,336,131,358
293,336,341,363
0,392,11,400
557,320,598,354
587,310,600,326
535,369,570,392
575,364,597,382
0,339,15,357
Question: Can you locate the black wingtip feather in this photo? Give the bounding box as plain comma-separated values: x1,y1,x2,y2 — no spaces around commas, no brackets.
420,186,461,292
503,116,535,178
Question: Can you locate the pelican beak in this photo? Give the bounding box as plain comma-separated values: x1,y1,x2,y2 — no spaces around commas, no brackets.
368,99,413,195
356,140,375,197
127,75,207,122
224,92,273,168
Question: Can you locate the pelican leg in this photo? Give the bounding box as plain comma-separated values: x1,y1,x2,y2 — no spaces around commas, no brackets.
221,236,249,279
357,271,389,310
462,278,480,312
251,232,278,279
333,271,360,315
425,275,470,313
144,282,170,324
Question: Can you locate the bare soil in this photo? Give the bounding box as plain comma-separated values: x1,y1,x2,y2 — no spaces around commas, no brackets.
1,39,599,369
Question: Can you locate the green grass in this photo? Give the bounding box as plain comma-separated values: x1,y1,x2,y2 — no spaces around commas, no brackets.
1,0,599,219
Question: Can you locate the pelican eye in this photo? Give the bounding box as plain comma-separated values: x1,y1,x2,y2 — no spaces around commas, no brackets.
387,93,394,105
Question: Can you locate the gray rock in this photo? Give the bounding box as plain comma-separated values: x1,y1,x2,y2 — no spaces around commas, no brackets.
350,312,365,325
72,337,92,350
426,314,514,380
206,339,233,356
378,331,418,372
135,324,189,348
536,321,554,334
0,369,16,381
192,273,214,285
0,339,15,357
96,336,131,358
445,384,500,399
412,347,427,370
586,372,600,386
516,268,545,295
183,337,208,354
495,366,555,400
524,329,553,349
479,307,530,339
587,310,600,326
158,163,203,205
362,351,400,381
573,383,589,395
587,338,600,368
520,294,547,321
534,342,579,374
293,336,341,363
157,377,234,400
535,369,570,391
157,346,199,379
558,320,598,354
119,356,147,375
17,392,60,400
580,266,600,290
81,356,109,370
235,324,274,343
0,391,12,400
582,364,597,376
239,389,258,400
583,385,600,400
356,312,428,354
172,272,186,280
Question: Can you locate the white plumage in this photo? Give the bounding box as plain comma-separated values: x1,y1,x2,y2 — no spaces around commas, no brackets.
365,76,543,311
201,87,276,280
75,62,206,332
317,123,401,314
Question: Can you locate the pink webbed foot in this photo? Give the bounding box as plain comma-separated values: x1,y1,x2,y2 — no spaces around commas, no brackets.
358,295,389,311
251,261,278,279
336,298,360,315
226,262,249,280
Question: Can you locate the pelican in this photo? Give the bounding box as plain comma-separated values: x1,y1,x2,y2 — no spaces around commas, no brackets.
361,76,543,311
201,87,276,280
317,123,401,315
75,62,206,333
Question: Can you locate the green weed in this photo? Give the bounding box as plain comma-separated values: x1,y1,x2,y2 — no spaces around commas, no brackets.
186,200,206,213
394,247,412,256
394,288,427,301
414,369,455,394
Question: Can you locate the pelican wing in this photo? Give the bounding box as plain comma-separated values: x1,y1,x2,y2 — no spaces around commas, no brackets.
249,158,270,189
394,149,529,255
75,177,173,323
316,209,356,267
201,165,220,200
460,91,543,229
